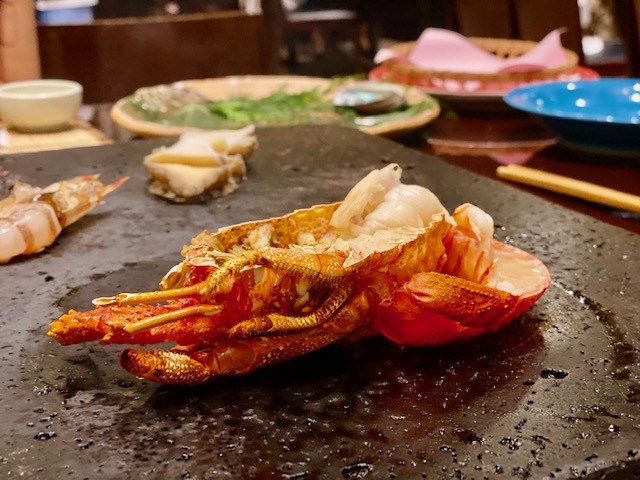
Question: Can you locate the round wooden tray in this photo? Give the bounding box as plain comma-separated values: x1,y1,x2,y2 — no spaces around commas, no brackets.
110,75,441,138
375,37,579,88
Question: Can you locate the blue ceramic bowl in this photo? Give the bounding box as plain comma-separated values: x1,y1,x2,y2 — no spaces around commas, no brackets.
504,79,640,155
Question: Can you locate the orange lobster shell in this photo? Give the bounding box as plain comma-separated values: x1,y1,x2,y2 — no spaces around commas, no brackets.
48,166,550,385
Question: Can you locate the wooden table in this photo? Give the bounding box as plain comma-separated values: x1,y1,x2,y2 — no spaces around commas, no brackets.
80,103,640,236
412,113,640,235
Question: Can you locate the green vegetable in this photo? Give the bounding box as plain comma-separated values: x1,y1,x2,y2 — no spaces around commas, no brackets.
123,84,435,130
198,88,354,126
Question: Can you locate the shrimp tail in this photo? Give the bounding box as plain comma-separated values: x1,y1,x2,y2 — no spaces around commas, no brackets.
45,175,129,227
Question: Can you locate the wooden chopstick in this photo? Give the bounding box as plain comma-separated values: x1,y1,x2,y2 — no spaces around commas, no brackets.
496,165,640,214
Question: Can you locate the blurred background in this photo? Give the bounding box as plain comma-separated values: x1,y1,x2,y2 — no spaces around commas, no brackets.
1,0,639,103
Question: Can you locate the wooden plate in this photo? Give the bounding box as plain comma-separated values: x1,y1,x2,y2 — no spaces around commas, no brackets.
110,75,440,138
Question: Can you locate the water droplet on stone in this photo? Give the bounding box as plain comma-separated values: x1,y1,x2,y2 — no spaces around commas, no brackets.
341,462,374,478
540,368,568,379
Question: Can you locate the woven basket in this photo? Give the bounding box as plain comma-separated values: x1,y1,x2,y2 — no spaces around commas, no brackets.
377,37,579,88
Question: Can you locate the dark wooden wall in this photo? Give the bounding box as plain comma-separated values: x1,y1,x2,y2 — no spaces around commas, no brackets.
38,11,272,103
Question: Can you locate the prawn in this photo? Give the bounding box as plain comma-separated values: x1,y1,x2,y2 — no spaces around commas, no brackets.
0,174,127,263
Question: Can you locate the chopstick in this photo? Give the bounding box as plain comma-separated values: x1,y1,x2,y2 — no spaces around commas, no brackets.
496,165,640,214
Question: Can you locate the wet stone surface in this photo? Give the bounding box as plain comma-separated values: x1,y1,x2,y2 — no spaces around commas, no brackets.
1,125,639,479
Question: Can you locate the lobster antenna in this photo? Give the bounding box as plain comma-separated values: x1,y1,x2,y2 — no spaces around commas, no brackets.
123,304,222,334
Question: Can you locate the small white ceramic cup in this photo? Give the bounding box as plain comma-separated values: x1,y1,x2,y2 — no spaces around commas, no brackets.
0,79,83,132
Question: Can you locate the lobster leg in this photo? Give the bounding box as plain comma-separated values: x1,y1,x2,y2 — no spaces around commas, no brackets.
110,248,351,334
197,248,350,295
123,304,222,334
120,291,370,385
99,248,349,306
229,279,356,337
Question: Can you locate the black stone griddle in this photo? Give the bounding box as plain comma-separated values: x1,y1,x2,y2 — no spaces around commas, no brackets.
1,125,638,479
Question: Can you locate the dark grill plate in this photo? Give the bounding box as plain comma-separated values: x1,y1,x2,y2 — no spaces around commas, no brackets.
1,126,638,479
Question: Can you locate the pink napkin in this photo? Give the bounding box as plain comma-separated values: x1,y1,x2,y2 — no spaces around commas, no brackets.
374,28,568,73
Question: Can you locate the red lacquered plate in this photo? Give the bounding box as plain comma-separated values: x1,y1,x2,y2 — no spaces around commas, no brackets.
369,64,600,109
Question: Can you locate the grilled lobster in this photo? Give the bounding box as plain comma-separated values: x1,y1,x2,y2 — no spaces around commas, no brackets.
48,164,550,385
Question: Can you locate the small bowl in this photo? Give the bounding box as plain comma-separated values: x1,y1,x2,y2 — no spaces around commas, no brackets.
504,78,640,155
0,79,82,132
